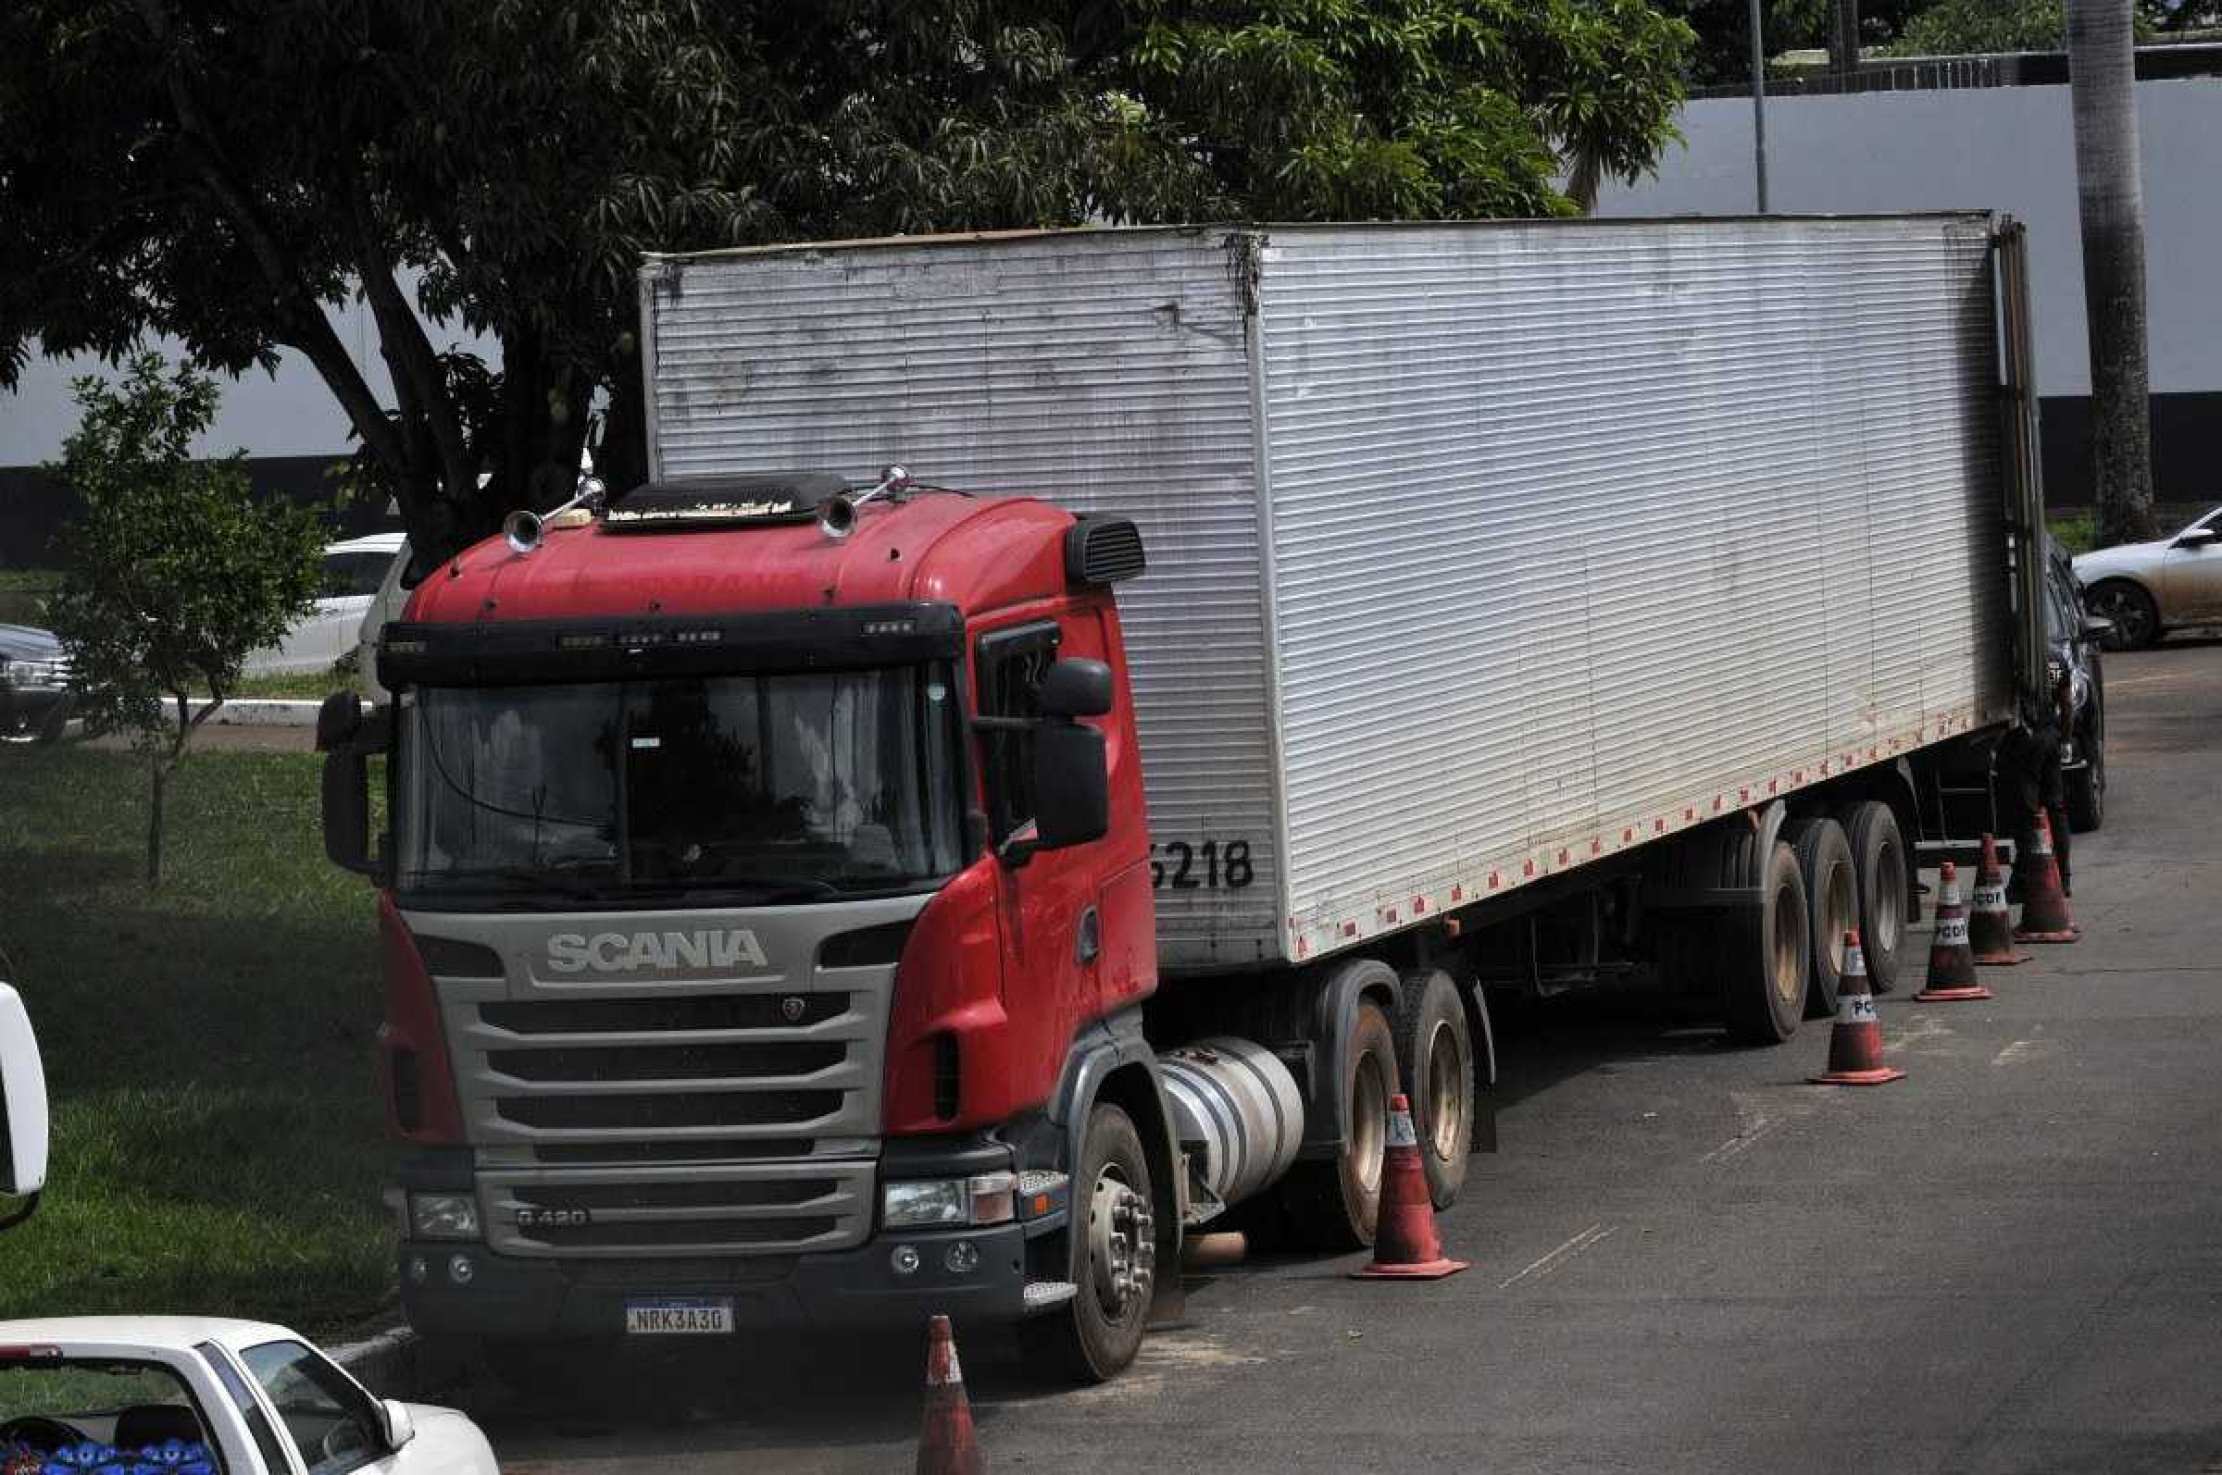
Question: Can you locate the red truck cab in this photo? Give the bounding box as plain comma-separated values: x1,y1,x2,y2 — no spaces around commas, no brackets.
321,474,1175,1381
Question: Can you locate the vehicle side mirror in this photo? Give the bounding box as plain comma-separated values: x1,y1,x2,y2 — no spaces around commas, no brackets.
1038,659,1113,719
1031,720,1110,852
318,694,389,879
2079,615,2115,645
2175,526,2219,549
378,1399,416,1451
0,983,49,1230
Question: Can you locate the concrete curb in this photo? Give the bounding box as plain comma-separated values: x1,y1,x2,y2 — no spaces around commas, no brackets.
330,1323,469,1401
205,699,335,728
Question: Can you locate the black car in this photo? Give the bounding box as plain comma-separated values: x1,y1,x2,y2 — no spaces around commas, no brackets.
2044,546,2107,831
0,624,75,743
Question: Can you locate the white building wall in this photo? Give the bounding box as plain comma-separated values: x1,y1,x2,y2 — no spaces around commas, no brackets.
0,286,496,468
1597,78,2222,401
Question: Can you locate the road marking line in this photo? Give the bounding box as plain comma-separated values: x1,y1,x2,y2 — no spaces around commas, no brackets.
1992,1038,2057,1066
1886,1016,1953,1054
1700,1111,1781,1163
1498,1222,1617,1289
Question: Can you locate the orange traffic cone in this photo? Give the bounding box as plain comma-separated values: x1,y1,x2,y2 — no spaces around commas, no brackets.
2012,811,2080,944
1968,834,2030,966
1811,930,1906,1086
1352,1094,1469,1280
915,1315,983,1475
1914,862,1993,1003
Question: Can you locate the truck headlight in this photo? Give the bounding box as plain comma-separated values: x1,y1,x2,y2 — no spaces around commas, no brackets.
881,1172,1017,1229
408,1192,481,1240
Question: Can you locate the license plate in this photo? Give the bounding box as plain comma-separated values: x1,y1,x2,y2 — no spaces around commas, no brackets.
624,1297,735,1335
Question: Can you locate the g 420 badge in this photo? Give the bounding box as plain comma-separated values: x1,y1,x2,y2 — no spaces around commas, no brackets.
516,1206,593,1231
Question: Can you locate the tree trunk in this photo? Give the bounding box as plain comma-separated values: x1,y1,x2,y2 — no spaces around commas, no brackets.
1828,0,1860,76
147,756,166,889
2067,0,2159,547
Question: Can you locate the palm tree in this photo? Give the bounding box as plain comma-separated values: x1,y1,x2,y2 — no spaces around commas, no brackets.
2067,0,2159,546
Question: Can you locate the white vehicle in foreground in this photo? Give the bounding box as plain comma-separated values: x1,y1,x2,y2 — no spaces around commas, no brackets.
0,1318,496,1474
244,534,408,677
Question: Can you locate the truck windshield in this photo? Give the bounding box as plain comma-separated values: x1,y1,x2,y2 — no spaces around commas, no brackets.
396,665,966,907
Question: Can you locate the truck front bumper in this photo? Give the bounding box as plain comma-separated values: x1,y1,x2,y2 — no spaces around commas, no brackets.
398,1221,1032,1339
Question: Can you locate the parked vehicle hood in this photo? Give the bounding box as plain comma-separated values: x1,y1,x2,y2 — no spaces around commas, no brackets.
2073,539,2168,581
0,624,63,663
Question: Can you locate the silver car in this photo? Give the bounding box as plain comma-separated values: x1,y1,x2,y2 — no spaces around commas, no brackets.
2072,503,2222,649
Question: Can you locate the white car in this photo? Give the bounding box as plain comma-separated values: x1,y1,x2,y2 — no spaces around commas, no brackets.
244,534,407,677
2072,503,2222,649
0,1317,497,1474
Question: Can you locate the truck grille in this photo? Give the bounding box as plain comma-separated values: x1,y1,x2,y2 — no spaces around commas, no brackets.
412,898,918,1259
480,1161,872,1257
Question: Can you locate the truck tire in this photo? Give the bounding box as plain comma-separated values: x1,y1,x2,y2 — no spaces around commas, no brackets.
1781,816,1856,1020
1392,969,1472,1210
1722,839,1810,1045
2066,734,2105,833
1021,1102,1154,1383
1837,800,1907,995
1279,997,1398,1250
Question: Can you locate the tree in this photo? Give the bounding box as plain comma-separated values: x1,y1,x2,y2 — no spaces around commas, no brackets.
44,354,325,886
2066,0,2158,546
2,3,1692,565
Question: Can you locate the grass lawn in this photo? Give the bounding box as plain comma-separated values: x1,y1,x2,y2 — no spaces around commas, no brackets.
2047,511,2096,556
0,745,393,1335
228,667,367,702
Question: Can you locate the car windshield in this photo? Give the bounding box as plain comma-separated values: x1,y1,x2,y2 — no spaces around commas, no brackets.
0,1357,218,1471
397,664,967,907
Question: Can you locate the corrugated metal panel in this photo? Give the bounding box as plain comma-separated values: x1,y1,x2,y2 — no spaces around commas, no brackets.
641,232,1285,966
1252,218,2011,957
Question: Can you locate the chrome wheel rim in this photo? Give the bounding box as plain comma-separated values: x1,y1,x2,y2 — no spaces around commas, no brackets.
1823,862,1856,976
1873,839,1904,955
1087,1166,1154,1319
1424,1018,1466,1160
1771,882,1805,1010
1351,1051,1388,1195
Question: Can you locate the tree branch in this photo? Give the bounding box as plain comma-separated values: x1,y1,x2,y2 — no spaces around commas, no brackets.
350,193,477,508
134,0,411,479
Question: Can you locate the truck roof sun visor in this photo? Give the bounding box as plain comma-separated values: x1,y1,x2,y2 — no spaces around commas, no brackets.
378,602,964,687
601,473,852,531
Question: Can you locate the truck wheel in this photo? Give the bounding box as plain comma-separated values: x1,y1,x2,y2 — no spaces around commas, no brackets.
2066,734,2105,832
1392,969,1472,1210
1838,800,1907,995
1723,840,1810,1045
1782,816,1856,1019
1021,1102,1154,1383
1280,997,1398,1250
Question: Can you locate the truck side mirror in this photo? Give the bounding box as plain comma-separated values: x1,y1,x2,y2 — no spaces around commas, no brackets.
1038,659,1113,719
1032,719,1110,851
318,693,390,879
0,983,49,1229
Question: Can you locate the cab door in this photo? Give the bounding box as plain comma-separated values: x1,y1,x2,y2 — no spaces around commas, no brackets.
973,610,1113,1091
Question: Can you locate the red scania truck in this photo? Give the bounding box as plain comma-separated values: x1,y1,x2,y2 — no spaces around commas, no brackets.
321,215,2050,1381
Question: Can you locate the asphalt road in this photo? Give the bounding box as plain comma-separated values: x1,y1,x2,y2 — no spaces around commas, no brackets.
465,638,2222,1474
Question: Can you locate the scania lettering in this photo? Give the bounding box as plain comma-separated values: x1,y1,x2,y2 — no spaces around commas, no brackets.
543,929,768,974
322,217,2054,1382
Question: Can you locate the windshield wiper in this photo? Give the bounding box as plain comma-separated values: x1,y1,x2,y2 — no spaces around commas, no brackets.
664,875,844,904
420,863,616,900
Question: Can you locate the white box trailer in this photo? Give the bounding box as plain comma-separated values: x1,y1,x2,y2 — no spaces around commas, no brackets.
640,215,2048,978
